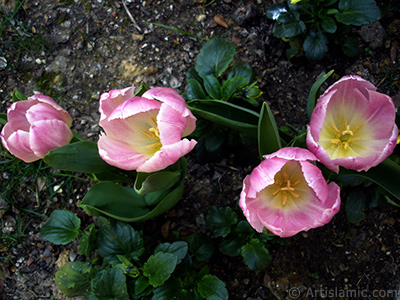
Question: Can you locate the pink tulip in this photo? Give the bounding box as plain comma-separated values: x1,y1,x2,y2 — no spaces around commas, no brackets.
1,93,73,163
307,75,398,173
239,147,341,238
98,87,197,173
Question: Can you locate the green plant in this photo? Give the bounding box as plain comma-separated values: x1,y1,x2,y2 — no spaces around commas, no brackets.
40,210,229,300
266,0,382,61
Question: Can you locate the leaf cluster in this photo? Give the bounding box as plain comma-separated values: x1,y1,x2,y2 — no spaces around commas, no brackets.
266,0,382,61
40,211,228,300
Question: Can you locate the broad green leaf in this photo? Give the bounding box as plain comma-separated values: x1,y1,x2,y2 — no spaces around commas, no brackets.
258,102,282,158
266,3,287,20
153,277,189,300
205,206,238,237
219,236,244,257
135,81,150,97
79,157,186,222
143,252,178,287
55,261,91,296
196,38,236,79
0,113,7,125
236,220,255,235
228,62,253,84
134,275,150,295
40,210,80,245
134,171,180,194
78,223,96,257
336,0,380,26
189,232,214,262
186,79,207,101
197,275,228,300
205,130,225,152
345,188,367,224
186,66,203,83
321,16,337,33
12,89,27,102
43,141,115,174
187,100,259,137
97,217,144,264
303,31,329,61
221,76,248,101
341,36,360,57
203,75,222,100
154,241,188,264
273,11,306,38
91,267,129,300
307,70,334,120
241,239,272,270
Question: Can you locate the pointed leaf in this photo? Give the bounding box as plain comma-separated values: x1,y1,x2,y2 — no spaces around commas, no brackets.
258,102,282,158
307,70,334,120
40,210,80,245
221,76,248,101
78,223,96,257
135,82,150,97
12,89,28,102
186,79,207,101
196,38,236,79
135,171,180,194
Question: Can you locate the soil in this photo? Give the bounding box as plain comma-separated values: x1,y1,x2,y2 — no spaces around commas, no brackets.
1,0,400,300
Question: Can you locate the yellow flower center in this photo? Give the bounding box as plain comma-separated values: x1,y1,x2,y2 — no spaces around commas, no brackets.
329,120,361,150
271,172,301,207
142,117,162,151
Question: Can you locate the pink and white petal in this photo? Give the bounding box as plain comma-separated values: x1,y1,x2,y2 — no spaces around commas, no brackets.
29,119,73,158
99,87,135,122
306,127,339,173
264,147,317,162
309,89,335,141
137,138,197,173
108,97,161,121
299,160,328,201
29,93,65,109
2,129,40,162
249,157,288,193
6,100,36,131
182,114,197,137
98,133,149,170
157,104,187,145
323,75,376,102
26,103,72,126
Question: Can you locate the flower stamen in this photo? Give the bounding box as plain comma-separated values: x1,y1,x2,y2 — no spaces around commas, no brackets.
272,172,301,206
330,120,361,150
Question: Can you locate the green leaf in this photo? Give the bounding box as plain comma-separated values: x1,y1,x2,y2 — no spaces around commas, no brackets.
12,89,28,102
345,188,367,224
189,232,214,262
154,241,188,264
97,217,144,265
303,31,329,61
321,16,337,33
219,236,244,257
307,70,334,120
221,76,248,101
187,100,259,137
143,252,178,287
196,38,236,79
273,11,306,38
134,275,150,295
78,223,97,257
203,76,222,100
40,210,80,245
135,81,150,97
197,275,228,300
55,262,91,297
0,113,7,125
186,79,207,101
206,206,238,237
91,267,129,300
241,239,272,271
258,102,282,158
341,36,360,57
205,130,225,152
153,277,189,300
336,0,380,26
43,141,115,174
228,62,253,84
266,3,287,20
135,171,180,194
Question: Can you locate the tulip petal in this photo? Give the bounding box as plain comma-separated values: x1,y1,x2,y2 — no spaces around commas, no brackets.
264,147,317,162
26,102,72,126
6,101,36,132
137,139,197,173
30,119,73,157
99,87,135,122
1,127,39,162
98,133,149,170
107,97,161,121
299,160,328,202
249,157,287,193
157,104,188,145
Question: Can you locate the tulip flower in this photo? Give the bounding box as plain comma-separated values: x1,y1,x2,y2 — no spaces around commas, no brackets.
239,147,341,238
307,75,398,173
98,86,197,173
1,93,73,163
